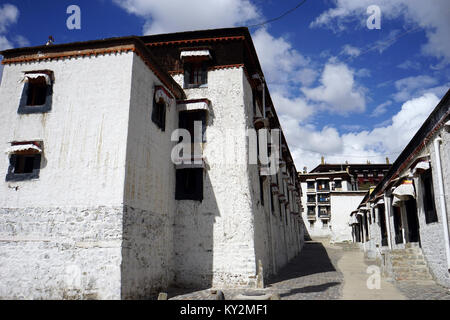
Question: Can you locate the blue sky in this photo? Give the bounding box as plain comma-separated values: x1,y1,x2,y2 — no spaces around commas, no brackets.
0,0,449,170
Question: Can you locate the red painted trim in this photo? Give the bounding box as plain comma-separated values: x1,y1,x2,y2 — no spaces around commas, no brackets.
145,36,245,47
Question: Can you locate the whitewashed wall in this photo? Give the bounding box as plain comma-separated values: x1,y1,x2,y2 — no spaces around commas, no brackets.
120,53,178,298
330,192,366,243
0,52,134,299
171,68,258,288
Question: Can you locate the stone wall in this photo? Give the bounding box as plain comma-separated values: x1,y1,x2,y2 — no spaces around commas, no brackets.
414,127,450,287
0,206,123,299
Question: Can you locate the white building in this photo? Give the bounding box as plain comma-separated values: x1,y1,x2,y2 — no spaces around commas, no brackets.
351,89,450,287
299,164,387,242
0,29,304,299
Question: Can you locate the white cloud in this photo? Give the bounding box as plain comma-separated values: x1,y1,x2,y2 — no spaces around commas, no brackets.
0,35,13,50
0,4,28,51
310,0,450,63
252,28,311,87
0,3,18,34
301,63,366,114
397,59,421,70
393,75,438,102
112,0,261,35
341,44,361,57
370,100,392,117
13,35,29,47
282,92,440,170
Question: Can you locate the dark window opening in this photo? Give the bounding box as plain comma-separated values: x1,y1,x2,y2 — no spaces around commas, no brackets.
18,71,53,114
270,185,275,214
179,110,207,143
422,170,438,224
175,168,203,201
252,88,257,118
379,205,388,246
334,180,342,189
152,98,166,131
279,200,282,221
259,176,265,206
26,77,48,106
6,153,41,182
184,62,207,88
393,205,403,244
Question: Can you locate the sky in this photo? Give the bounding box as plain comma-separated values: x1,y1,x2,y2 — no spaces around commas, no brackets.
0,0,449,171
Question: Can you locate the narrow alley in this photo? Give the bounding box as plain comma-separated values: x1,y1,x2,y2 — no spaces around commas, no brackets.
170,239,450,300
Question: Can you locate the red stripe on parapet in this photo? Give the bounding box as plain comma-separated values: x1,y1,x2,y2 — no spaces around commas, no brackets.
145,36,245,47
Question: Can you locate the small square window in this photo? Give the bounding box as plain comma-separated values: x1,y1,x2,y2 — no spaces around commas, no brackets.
18,71,53,114
175,168,203,201
184,62,208,88
6,153,41,182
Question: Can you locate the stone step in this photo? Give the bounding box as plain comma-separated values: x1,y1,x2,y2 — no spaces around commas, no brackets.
390,252,423,258
391,259,426,265
405,243,421,249
394,272,433,281
390,254,426,260
392,265,428,272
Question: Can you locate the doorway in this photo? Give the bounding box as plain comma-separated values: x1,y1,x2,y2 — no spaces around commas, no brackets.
393,205,403,244
405,199,420,244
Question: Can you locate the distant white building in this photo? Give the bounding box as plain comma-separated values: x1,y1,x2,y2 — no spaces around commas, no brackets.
0,28,304,299
299,163,390,242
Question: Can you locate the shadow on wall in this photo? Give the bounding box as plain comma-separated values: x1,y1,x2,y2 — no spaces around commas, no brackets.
172,169,220,292
302,219,312,241
266,241,337,284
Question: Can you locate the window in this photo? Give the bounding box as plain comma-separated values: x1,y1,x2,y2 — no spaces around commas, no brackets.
270,185,275,214
322,220,328,228
307,181,315,190
317,180,329,191
6,142,42,181
334,180,342,189
18,71,53,114
27,77,47,106
179,110,207,143
309,221,315,228
175,168,203,201
259,176,265,206
307,195,316,203
317,194,330,203
307,206,315,216
252,88,258,118
184,62,207,88
318,206,330,217
422,169,438,224
152,96,166,131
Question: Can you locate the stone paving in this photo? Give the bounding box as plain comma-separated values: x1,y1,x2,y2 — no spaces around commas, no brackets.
167,238,450,300
395,282,450,300
264,240,344,300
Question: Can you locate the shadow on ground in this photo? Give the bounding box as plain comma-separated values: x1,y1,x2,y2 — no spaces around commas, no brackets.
267,241,338,284
280,282,341,298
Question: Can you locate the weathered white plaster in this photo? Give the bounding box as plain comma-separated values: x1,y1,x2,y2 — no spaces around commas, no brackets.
330,192,366,243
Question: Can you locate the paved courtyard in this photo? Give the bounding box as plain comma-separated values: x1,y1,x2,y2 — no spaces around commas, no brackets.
169,239,450,300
